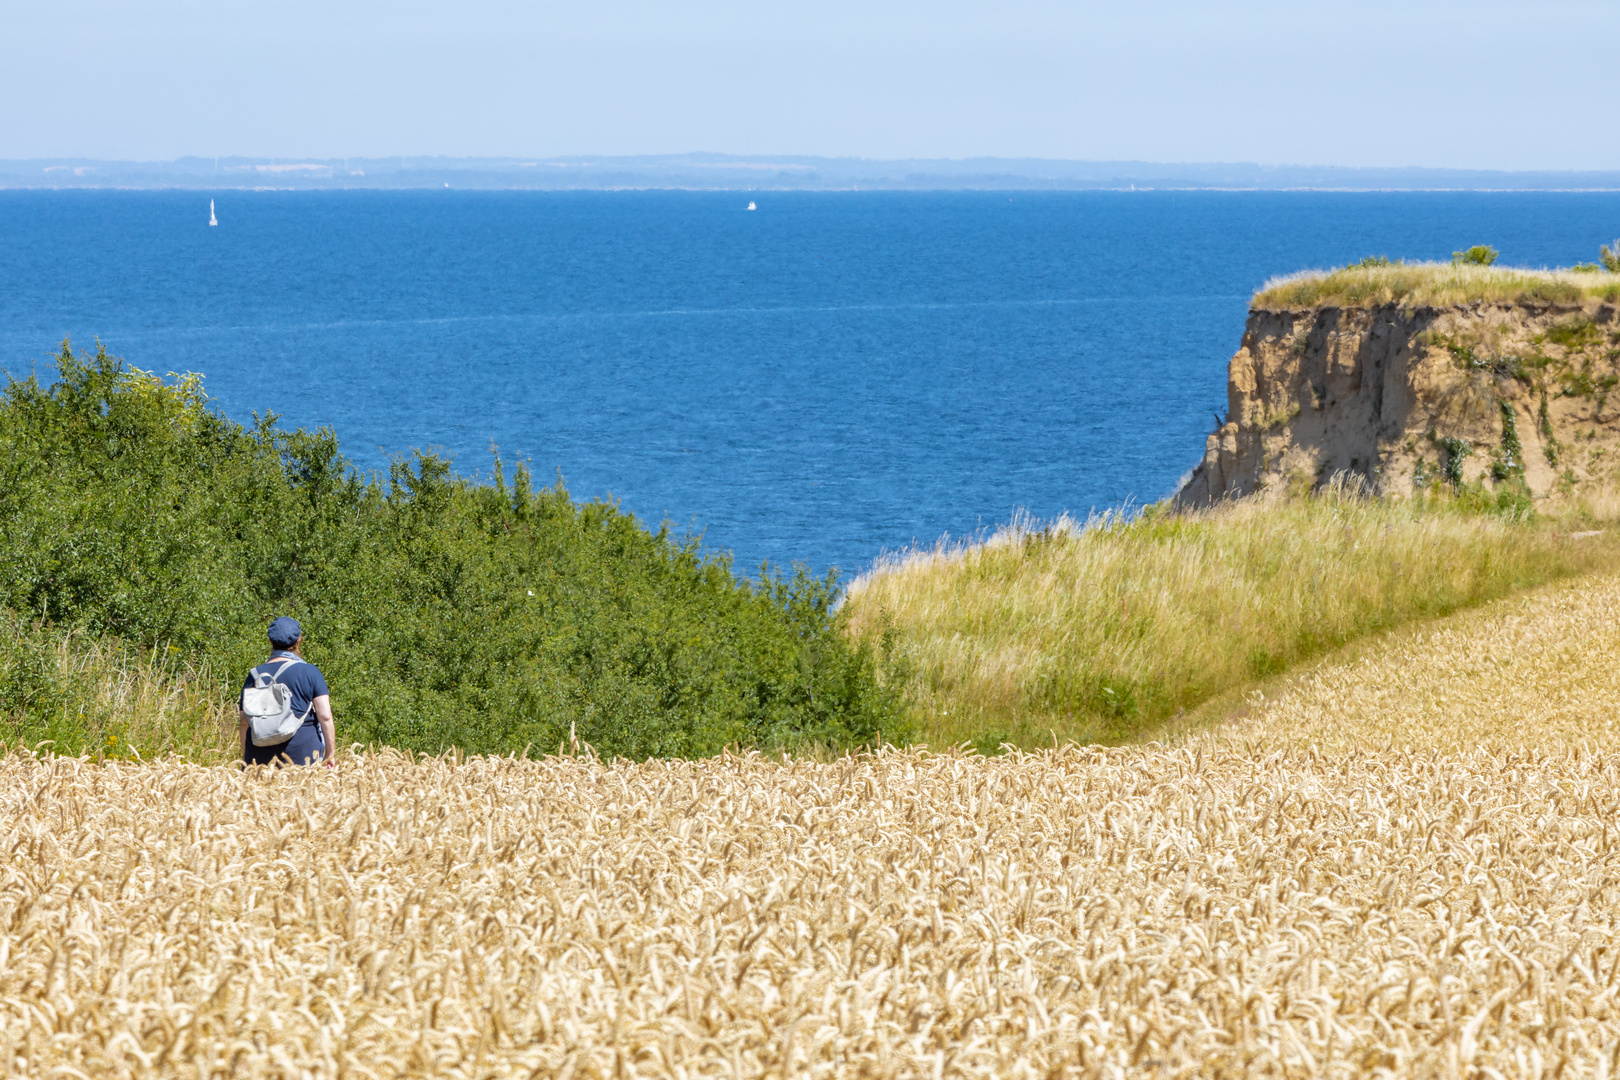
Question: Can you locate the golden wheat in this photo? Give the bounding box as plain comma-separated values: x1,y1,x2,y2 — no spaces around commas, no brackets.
1201,563,1620,754
8,742,1620,1077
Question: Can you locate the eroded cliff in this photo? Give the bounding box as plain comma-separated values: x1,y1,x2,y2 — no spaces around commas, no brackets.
1176,300,1620,507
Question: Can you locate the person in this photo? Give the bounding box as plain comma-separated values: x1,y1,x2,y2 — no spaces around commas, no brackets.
240,616,336,767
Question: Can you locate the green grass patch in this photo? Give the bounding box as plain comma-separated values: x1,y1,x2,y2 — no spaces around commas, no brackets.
842,493,1620,750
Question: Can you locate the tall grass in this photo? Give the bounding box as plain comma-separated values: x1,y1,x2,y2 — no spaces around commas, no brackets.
841,493,1620,749
0,612,236,760
1254,260,1620,309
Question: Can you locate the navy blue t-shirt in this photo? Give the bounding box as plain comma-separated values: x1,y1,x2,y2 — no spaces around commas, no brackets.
240,651,330,731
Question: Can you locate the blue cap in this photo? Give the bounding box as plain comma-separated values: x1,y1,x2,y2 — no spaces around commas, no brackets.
267,616,302,648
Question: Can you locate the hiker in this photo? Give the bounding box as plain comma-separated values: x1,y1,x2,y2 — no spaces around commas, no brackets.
239,616,336,767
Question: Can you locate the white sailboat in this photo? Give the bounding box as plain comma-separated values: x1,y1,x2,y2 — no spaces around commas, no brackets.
209,199,218,226
746,201,757,211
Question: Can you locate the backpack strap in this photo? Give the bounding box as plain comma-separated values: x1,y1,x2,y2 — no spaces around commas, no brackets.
265,656,304,681
252,655,305,688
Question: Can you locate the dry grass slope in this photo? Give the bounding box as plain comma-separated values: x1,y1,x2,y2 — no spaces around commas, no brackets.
841,496,1620,749
1253,261,1620,310
9,743,1620,1077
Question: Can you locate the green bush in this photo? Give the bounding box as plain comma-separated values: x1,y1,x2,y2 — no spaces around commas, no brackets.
0,344,909,758
1439,436,1471,486
1452,245,1499,267
1602,240,1620,274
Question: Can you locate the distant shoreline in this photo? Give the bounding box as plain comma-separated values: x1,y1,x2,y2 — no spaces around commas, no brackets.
6,154,1620,192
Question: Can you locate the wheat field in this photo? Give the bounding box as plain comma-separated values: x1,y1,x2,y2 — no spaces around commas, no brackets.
1205,563,1620,754
9,733,1620,1078
12,567,1620,1077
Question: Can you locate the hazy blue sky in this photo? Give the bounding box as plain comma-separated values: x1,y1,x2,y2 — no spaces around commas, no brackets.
4,0,1617,169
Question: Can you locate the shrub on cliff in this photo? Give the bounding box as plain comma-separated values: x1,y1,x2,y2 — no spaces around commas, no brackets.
1601,240,1620,274
0,344,907,758
1453,245,1499,267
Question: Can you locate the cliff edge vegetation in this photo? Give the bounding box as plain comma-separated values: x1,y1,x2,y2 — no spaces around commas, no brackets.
1255,259,1620,310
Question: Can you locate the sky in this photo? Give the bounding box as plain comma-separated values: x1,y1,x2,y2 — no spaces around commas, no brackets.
4,0,1618,170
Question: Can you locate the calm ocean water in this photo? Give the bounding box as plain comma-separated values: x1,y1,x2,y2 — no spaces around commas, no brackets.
4,190,1619,578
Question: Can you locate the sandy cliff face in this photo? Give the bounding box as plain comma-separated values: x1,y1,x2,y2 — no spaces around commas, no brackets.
1175,301,1620,507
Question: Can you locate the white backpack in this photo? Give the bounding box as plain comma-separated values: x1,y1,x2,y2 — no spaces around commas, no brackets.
242,656,313,747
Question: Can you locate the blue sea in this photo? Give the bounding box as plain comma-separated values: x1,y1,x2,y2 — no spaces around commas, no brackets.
4,190,1619,579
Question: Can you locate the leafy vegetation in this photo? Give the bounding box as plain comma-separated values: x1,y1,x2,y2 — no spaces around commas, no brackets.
1539,394,1561,466
1452,244,1499,267
0,344,906,758
1491,400,1524,481
1438,435,1472,486
0,611,233,759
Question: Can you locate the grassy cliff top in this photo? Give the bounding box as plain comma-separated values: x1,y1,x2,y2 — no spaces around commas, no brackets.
1254,260,1620,310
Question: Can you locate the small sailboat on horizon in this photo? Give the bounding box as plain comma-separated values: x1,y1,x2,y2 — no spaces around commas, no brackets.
209,199,218,226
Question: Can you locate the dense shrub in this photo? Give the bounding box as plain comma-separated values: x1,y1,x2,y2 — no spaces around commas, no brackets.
1452,245,1499,267
0,344,908,757
1602,240,1620,274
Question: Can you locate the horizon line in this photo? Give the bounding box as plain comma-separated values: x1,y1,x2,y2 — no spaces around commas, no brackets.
5,154,1620,193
